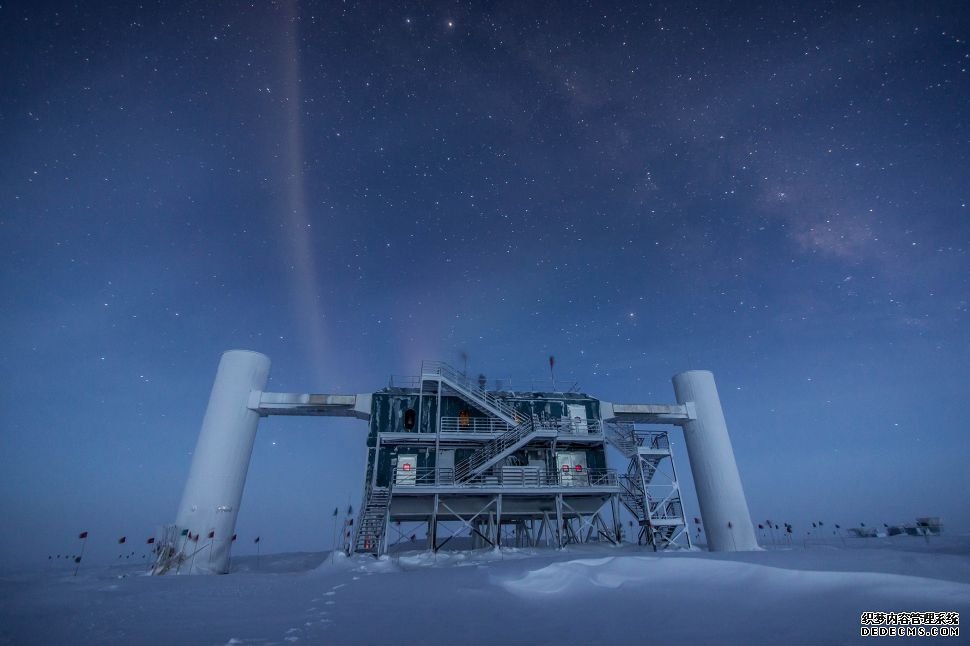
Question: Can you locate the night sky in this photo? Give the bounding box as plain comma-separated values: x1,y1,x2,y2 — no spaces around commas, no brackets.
2,1,968,567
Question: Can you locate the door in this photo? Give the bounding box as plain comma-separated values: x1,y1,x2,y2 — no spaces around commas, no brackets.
556,452,576,486
567,404,589,434
436,450,454,484
396,455,417,486
556,450,588,486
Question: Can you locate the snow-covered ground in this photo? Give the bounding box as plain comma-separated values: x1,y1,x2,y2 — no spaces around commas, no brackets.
2,536,967,645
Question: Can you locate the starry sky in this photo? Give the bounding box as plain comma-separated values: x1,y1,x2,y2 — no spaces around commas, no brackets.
1,1,968,567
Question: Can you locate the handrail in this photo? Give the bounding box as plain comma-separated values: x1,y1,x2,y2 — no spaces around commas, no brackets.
423,360,605,483
535,417,602,434
422,361,520,424
604,422,637,456
454,418,537,480
394,466,618,488
388,375,421,388
353,483,393,554
440,416,601,435
440,417,513,433
605,423,671,455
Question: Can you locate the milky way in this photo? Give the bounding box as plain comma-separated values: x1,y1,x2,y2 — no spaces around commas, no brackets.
1,1,968,565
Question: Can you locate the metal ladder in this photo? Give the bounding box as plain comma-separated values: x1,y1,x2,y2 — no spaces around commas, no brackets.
353,486,391,555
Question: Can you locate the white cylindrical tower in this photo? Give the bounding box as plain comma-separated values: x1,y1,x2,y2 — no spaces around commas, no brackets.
672,370,758,551
174,350,271,573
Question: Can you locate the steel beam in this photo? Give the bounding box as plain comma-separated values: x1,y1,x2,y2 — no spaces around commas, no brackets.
250,392,372,419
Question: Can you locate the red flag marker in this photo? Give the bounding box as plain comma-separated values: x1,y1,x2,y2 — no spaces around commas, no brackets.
118,536,126,544
207,531,215,539
73,531,90,576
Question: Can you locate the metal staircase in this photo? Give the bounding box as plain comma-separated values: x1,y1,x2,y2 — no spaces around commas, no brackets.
605,422,689,549
454,419,558,481
604,422,638,457
353,486,391,555
420,361,555,482
421,361,521,425
618,474,648,522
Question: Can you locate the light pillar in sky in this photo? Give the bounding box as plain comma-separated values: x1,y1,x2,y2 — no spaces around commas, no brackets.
672,370,758,551
174,350,270,573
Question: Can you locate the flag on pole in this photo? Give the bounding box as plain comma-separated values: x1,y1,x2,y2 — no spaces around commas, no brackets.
208,531,215,539
78,531,88,539
232,534,237,542
146,537,155,544
254,536,260,544
118,536,126,544
181,528,189,536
